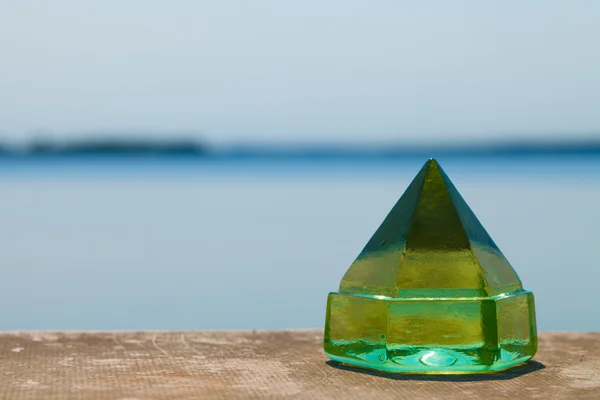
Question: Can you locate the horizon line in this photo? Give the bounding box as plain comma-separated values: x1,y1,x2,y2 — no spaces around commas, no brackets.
0,137,598,158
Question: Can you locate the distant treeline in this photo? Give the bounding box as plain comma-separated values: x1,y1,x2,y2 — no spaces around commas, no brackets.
8,139,209,156
0,138,599,158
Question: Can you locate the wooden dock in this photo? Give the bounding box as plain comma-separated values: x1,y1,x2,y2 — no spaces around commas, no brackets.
1,331,598,399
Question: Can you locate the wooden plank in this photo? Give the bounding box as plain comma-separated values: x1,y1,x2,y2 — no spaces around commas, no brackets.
0,331,598,399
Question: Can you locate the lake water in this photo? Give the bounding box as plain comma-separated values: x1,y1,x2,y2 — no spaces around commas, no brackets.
0,156,598,332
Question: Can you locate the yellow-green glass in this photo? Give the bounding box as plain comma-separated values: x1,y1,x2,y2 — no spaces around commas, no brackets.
324,159,537,374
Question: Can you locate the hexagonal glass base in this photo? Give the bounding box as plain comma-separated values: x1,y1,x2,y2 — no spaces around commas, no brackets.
324,291,537,374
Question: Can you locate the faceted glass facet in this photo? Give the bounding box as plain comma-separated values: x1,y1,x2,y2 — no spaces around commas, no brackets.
324,159,537,374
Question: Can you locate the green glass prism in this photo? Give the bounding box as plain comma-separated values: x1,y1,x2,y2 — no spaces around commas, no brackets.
324,159,537,374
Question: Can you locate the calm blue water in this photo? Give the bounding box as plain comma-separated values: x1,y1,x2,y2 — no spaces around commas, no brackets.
0,156,598,332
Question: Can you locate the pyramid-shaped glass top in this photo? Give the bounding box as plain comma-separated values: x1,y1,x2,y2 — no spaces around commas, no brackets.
324,159,537,374
340,158,522,299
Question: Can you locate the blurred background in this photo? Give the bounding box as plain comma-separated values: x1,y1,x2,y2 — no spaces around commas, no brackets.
0,1,599,332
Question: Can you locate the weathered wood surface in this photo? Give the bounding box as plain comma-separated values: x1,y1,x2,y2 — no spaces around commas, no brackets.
0,331,598,399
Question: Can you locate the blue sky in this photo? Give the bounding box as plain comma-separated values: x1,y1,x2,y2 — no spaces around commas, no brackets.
1,1,599,144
